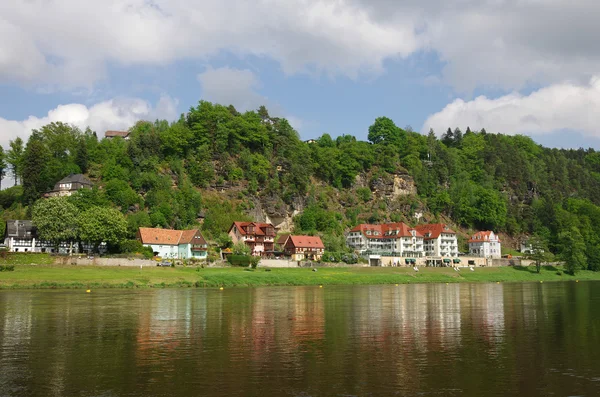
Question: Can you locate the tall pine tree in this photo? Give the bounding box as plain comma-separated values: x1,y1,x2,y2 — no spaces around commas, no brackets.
22,134,51,206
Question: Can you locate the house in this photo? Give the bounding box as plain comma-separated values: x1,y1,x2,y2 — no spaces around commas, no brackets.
138,228,208,260
284,235,325,261
3,220,96,254
4,220,37,253
346,222,424,257
46,174,93,197
469,231,501,258
105,130,130,140
228,222,276,256
276,234,291,251
414,223,459,258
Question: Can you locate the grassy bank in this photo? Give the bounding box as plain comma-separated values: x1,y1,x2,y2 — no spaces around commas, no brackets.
0,264,599,289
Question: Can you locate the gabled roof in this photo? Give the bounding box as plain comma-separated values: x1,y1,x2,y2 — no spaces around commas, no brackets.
56,174,93,186
414,223,456,240
5,220,36,238
349,222,422,239
229,221,275,236
288,235,325,249
277,234,291,245
105,130,130,138
138,228,205,246
469,231,500,243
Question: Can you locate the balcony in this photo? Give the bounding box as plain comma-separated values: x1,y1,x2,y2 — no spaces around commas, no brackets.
192,244,208,251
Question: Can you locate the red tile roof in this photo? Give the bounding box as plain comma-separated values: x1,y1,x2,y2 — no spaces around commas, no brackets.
469,231,500,243
288,235,325,249
105,130,130,138
230,221,276,236
414,223,456,240
349,223,422,238
138,228,205,245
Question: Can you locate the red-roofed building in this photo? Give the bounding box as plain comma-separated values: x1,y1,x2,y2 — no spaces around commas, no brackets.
284,235,325,261
346,222,424,257
228,222,276,256
105,130,130,140
469,231,501,258
138,227,208,260
414,223,458,258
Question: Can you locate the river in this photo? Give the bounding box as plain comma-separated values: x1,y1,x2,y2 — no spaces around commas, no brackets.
1,282,599,396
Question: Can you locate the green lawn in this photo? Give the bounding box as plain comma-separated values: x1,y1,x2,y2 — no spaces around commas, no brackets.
0,264,598,289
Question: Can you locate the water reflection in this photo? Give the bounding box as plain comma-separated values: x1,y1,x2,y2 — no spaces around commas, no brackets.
1,283,599,396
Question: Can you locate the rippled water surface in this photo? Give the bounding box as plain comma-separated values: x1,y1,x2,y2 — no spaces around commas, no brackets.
1,282,600,396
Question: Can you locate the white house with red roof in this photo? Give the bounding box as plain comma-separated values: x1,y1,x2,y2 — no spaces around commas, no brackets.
346,222,424,257
469,231,501,258
414,223,459,259
284,235,325,261
138,228,208,260
228,221,276,256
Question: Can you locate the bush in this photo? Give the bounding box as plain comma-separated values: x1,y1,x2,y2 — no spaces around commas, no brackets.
227,255,253,267
0,265,15,272
119,240,154,259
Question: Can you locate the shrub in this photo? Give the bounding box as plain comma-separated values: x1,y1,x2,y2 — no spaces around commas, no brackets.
0,265,15,272
227,255,253,267
119,240,154,259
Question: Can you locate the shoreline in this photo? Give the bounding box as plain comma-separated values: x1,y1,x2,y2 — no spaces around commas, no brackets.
1,265,599,290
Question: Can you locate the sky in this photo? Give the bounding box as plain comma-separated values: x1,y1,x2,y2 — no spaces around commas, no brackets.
2,0,600,153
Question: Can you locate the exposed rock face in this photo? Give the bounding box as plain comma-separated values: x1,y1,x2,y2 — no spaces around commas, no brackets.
370,172,417,199
251,196,304,232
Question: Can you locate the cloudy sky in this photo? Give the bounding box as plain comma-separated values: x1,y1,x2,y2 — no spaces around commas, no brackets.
1,0,599,150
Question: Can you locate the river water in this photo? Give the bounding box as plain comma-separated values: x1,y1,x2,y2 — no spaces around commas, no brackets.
1,282,599,397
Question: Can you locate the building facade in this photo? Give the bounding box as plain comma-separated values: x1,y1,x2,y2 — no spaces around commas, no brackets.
284,235,325,261
347,223,425,257
469,231,501,258
228,222,276,256
46,174,93,197
138,228,208,260
3,220,99,254
413,223,459,258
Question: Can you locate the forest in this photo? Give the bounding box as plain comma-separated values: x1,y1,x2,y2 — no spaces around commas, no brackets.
1,100,599,272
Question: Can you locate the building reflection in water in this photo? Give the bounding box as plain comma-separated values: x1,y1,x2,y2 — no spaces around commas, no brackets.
5,282,598,397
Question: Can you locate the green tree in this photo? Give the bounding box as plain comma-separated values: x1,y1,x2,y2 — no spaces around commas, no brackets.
78,207,128,252
232,241,251,256
524,235,552,273
75,138,89,174
7,137,24,185
0,145,6,190
22,135,51,206
368,117,402,145
32,197,79,252
559,226,587,275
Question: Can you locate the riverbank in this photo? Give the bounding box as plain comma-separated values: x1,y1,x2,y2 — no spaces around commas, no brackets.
1,264,599,289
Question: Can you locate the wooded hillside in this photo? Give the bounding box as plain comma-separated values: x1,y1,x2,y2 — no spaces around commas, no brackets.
1,101,599,271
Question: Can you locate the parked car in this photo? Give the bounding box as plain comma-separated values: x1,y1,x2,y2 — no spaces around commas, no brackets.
157,261,172,267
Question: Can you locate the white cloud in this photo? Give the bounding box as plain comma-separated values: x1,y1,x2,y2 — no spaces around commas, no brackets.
0,95,178,150
422,77,600,137
0,0,419,89
197,67,265,113
197,67,304,131
2,0,599,92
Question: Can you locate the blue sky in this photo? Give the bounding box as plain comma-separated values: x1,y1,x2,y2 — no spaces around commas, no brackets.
1,0,600,150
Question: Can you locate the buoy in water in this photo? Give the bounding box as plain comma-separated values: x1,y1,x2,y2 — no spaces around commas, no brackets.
86,289,91,293
319,285,323,288
395,284,399,286
576,280,579,283
219,287,224,290
540,281,543,283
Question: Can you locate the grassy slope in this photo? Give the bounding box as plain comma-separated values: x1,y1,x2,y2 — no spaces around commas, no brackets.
0,265,599,289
